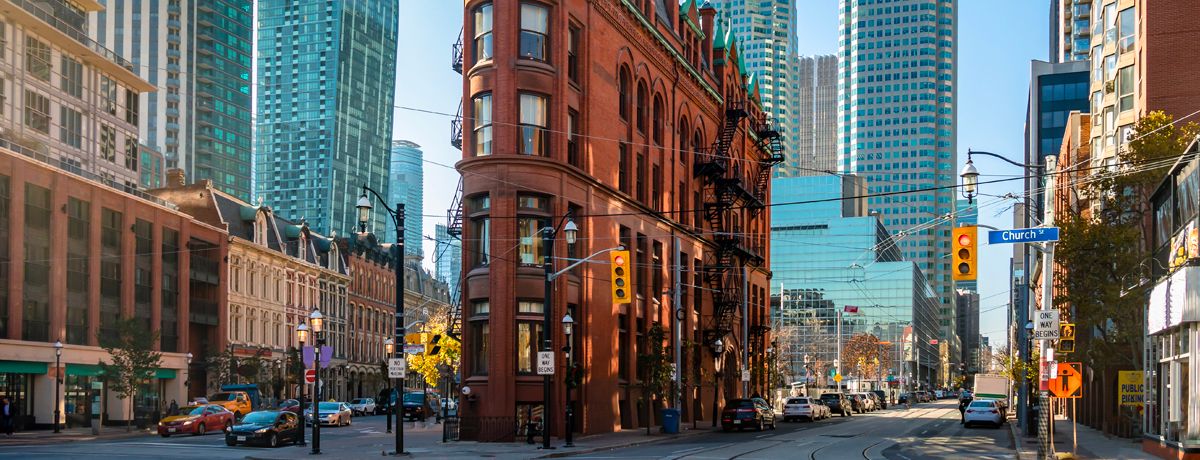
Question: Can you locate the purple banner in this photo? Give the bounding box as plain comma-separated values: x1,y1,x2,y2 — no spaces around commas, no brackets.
302,346,333,368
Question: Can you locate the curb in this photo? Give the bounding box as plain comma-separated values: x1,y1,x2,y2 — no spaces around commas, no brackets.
536,428,710,459
1009,420,1024,460
0,430,152,446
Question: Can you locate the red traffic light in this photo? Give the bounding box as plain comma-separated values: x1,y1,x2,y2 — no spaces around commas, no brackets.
958,234,972,246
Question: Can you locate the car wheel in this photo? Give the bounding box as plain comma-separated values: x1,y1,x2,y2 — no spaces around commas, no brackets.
160,433,170,438
268,433,278,448
722,426,732,432
196,423,206,436
225,438,236,447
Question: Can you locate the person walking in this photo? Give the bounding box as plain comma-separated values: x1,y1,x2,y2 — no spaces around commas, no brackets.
166,400,179,416
1,396,14,436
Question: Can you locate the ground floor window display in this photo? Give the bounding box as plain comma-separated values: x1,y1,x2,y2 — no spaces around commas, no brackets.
1146,322,1198,449
0,372,34,430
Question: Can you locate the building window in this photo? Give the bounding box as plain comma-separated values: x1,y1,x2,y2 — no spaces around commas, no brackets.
636,81,648,133
1103,2,1117,48
519,93,548,156
471,217,490,266
1118,66,1134,113
567,24,581,84
636,153,646,203
473,3,493,63
61,56,83,99
100,77,118,116
125,138,139,172
66,197,89,345
652,95,664,145
100,125,116,162
651,164,661,211
518,301,544,314
473,93,493,156
1117,8,1135,54
471,321,488,375
60,106,82,148
23,90,50,133
519,3,549,61
24,37,51,81
567,109,580,167
618,143,630,193
617,313,629,380
23,184,51,342
125,90,139,125
517,217,548,265
516,321,544,373
100,208,122,340
618,66,631,121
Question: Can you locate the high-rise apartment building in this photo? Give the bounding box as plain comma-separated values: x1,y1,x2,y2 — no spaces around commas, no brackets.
434,223,461,303
389,140,423,256
955,288,980,372
780,54,838,177
91,0,254,200
255,0,398,236
1051,0,1093,63
837,0,959,340
1,0,156,190
710,0,798,158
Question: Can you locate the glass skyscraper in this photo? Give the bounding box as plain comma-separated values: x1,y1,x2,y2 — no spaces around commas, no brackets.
92,0,253,199
837,0,959,342
771,176,941,390
1051,0,1093,63
781,54,838,177
434,224,461,304
255,0,398,235
389,140,423,256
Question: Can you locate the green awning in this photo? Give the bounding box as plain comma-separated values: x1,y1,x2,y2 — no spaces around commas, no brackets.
155,369,177,379
66,363,104,377
0,360,48,374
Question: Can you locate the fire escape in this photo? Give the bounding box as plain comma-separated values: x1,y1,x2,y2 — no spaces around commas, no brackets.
693,98,784,349
445,29,466,340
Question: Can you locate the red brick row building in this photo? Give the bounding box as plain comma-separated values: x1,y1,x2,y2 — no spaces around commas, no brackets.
455,0,782,440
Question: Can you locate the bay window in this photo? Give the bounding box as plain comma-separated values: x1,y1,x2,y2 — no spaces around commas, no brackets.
516,321,545,374
519,3,549,61
473,93,493,156
519,93,548,156
473,3,493,63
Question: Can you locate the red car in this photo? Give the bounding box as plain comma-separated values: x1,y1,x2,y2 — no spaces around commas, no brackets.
278,399,302,415
158,404,234,437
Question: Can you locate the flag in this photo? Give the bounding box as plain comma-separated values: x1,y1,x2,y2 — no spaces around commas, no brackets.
843,305,859,313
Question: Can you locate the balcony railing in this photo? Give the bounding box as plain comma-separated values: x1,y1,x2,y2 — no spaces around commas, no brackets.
7,0,137,73
0,135,179,209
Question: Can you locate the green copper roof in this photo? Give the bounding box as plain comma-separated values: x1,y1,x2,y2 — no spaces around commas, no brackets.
283,224,302,239
238,205,257,222
713,20,728,49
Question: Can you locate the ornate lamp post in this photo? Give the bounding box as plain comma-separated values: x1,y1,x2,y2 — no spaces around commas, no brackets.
710,338,725,428
539,214,578,450
295,321,309,448
384,338,394,434
561,313,575,448
54,340,62,433
309,309,325,455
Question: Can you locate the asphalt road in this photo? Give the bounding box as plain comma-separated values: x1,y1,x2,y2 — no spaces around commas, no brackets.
571,399,1015,460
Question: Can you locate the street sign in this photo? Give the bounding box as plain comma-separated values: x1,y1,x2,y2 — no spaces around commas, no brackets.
987,227,1060,245
304,369,317,384
1118,371,1144,407
833,374,843,383
741,369,751,382
1060,323,1076,341
536,351,555,375
404,344,425,355
388,358,406,379
1033,310,1061,340
302,346,333,368
1048,362,1082,398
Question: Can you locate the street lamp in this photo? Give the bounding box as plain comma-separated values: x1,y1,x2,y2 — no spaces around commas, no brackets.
384,339,394,434
710,338,725,428
309,308,326,455
562,313,575,448
959,159,979,203
765,343,775,406
295,322,308,447
356,185,407,456
185,352,193,401
54,340,62,433
539,214,579,450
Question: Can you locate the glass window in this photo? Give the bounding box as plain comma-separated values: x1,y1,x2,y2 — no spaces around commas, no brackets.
1117,8,1135,54
516,322,544,373
636,82,648,133
1103,3,1117,47
1091,46,1102,83
518,301,544,314
567,25,581,83
24,37,50,81
1118,66,1135,113
471,321,488,375
567,109,580,167
23,90,50,133
60,107,82,148
618,67,631,121
517,217,547,265
473,301,490,316
1091,91,1103,126
473,93,492,156
519,3,549,61
517,195,549,211
473,4,493,63
1104,54,1116,83
471,217,490,266
61,56,83,98
519,93,548,156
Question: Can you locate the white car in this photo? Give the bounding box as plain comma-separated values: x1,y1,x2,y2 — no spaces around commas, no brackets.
963,400,1004,428
349,398,376,416
782,397,830,422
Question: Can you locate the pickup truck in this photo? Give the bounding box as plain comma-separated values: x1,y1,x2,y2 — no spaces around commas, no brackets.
207,391,253,419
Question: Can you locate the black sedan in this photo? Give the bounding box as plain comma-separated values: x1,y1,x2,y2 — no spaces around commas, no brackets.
720,398,777,431
225,410,302,448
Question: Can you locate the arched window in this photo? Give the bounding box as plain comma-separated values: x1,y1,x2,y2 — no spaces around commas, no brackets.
693,128,704,164
636,81,648,133
652,94,664,145
678,118,690,165
618,66,631,121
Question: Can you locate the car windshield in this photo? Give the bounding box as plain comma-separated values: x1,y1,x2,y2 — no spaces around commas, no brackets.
728,400,755,409
969,401,996,408
241,412,278,424
352,399,366,404
181,406,205,415
403,393,424,403
788,398,809,404
209,393,236,401
317,402,341,411
819,394,839,400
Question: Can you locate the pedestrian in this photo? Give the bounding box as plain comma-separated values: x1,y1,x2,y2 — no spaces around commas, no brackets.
167,400,179,416
958,396,972,423
1,396,13,436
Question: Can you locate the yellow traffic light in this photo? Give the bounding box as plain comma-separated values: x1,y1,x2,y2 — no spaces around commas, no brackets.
405,333,423,345
427,334,442,356
610,250,632,304
952,226,978,281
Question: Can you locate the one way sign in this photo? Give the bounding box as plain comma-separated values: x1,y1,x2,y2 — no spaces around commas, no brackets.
1033,310,1060,340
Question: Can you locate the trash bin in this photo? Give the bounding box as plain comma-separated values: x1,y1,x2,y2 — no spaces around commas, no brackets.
661,408,680,434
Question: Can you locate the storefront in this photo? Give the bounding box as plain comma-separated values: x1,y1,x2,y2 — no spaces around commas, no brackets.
1143,266,1200,457
0,361,43,431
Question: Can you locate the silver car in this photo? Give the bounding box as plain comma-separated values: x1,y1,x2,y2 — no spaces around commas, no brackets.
782,397,830,422
348,398,376,416
304,402,352,427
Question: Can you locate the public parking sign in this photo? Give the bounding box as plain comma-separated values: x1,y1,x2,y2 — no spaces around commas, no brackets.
1033,309,1061,340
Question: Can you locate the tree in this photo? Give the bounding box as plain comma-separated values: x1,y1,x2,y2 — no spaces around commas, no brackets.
843,333,886,383
408,323,461,389
994,347,1038,384
98,318,163,432
636,322,675,435
203,348,237,393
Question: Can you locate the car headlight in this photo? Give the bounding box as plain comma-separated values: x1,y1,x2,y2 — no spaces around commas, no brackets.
183,420,193,425
255,428,269,434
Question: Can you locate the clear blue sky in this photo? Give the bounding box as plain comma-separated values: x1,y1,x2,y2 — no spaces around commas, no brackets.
396,0,1050,349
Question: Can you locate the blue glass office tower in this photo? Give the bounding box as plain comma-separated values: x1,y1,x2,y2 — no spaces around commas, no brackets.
838,0,958,349
434,224,461,304
771,176,940,390
389,140,423,255
255,0,398,235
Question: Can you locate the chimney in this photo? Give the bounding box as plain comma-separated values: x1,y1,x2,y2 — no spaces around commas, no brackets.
166,168,187,188
700,2,716,67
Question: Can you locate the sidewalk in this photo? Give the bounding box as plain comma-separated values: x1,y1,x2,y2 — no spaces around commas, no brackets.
1010,415,1153,460
0,425,154,446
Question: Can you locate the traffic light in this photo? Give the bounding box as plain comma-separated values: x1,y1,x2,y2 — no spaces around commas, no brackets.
952,226,978,281
610,250,632,304
427,334,442,356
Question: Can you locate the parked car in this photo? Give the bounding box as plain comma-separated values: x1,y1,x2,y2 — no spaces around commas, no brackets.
304,401,352,427
720,398,776,431
207,391,253,419
819,393,852,417
158,404,234,437
963,400,1005,428
277,399,302,416
402,392,432,421
857,392,880,411
846,393,871,413
349,398,376,416
914,391,930,403
934,390,945,399
225,410,303,447
898,393,910,405
870,390,889,409
782,397,829,422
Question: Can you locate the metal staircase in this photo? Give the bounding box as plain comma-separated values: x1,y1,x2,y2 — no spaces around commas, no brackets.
445,179,464,341
452,28,464,74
